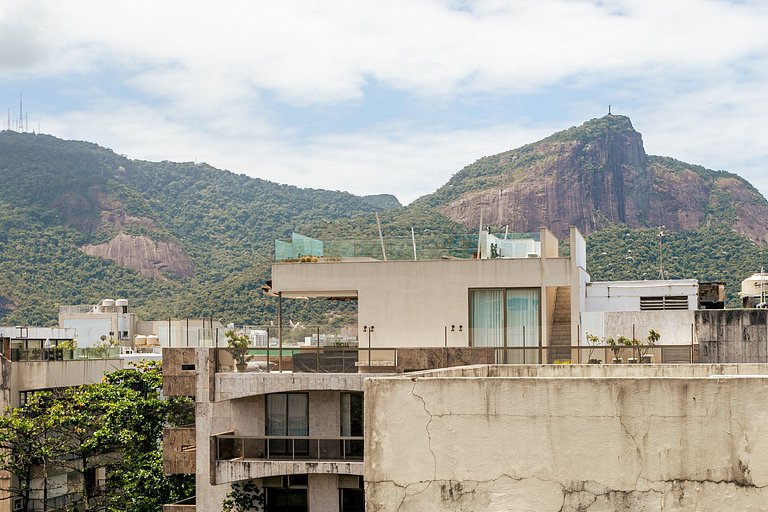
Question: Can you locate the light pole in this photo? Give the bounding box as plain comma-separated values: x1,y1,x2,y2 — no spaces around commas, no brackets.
658,226,666,280
363,325,374,369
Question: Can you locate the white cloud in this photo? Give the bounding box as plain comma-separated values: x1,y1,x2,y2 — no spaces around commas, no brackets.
6,0,768,207
5,0,768,102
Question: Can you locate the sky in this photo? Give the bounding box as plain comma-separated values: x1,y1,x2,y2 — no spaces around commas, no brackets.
1,0,768,205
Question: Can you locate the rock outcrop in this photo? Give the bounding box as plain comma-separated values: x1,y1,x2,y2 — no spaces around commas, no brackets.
437,115,768,244
81,232,195,279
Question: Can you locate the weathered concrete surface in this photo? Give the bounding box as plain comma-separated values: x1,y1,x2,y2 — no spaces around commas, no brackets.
163,426,196,475
697,310,768,363
163,347,196,397
216,372,366,401
216,460,363,485
365,367,768,511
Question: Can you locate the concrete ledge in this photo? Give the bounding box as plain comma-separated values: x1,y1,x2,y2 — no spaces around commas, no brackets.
216,372,370,401
215,460,363,484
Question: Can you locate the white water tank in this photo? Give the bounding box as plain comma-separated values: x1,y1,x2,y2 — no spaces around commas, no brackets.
102,299,116,308
115,299,128,307
146,335,160,346
134,335,147,346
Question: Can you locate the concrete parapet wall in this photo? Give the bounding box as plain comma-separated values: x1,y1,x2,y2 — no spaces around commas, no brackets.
396,347,496,372
697,310,768,363
216,372,367,401
365,367,768,511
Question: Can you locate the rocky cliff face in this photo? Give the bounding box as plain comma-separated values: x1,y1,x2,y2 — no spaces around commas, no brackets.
436,116,768,244
81,232,195,279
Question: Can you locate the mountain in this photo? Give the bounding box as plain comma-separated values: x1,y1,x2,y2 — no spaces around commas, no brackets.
1,114,767,325
0,131,398,325
417,115,768,244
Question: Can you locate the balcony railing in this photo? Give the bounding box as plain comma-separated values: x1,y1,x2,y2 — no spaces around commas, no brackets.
216,435,364,462
197,325,358,348
214,343,698,373
10,347,122,362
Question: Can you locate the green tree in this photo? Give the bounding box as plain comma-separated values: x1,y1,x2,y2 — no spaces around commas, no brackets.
0,362,194,512
0,393,57,511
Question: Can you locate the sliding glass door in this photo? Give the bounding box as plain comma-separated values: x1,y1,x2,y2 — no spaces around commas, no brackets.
471,288,541,363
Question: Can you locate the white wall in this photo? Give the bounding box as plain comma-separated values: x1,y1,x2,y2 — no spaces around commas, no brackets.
584,280,698,312
580,310,695,345
273,257,574,348
60,318,113,347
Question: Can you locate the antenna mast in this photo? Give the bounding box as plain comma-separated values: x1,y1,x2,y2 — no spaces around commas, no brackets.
18,93,23,132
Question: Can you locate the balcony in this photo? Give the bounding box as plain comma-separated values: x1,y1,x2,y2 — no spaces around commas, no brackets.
10,346,121,362
217,435,363,462
213,435,364,484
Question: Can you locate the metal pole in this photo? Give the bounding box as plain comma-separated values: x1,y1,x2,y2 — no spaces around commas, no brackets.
168,317,172,348
368,328,372,369
411,227,417,261
278,292,283,372
375,213,387,261
186,318,189,347
444,326,448,366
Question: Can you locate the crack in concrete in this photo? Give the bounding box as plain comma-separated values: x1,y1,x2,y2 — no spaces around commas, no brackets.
372,476,768,512
411,381,438,480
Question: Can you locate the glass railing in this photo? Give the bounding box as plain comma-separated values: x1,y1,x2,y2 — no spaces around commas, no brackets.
197,325,358,348
217,435,364,462
276,233,482,261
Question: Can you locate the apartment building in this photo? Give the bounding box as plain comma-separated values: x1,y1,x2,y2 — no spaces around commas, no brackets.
0,329,127,512
164,226,718,510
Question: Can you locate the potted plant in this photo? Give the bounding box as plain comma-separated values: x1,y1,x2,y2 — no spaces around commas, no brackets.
57,339,77,360
606,335,632,363
617,335,637,363
640,329,660,363
225,330,250,372
585,333,603,364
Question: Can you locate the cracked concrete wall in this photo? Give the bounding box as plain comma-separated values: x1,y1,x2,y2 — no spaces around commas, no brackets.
698,310,768,363
365,371,768,511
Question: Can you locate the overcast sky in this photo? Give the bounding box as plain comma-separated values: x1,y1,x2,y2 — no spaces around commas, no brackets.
1,0,767,204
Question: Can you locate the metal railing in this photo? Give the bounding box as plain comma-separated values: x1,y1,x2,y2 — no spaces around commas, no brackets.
570,343,697,364
198,325,358,348
214,346,395,373
214,344,698,373
11,347,122,362
216,435,364,462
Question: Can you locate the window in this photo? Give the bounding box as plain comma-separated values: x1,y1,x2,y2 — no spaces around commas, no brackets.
264,475,308,512
339,475,364,512
266,393,309,457
470,288,541,363
341,393,363,459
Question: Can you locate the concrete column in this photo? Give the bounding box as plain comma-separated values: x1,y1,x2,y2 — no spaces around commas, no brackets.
309,391,340,437
309,474,339,512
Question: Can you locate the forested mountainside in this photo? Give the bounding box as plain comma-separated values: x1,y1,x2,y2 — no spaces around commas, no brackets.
0,131,399,325
417,115,768,243
1,114,766,325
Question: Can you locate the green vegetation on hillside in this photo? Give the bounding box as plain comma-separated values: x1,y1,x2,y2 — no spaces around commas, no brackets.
587,223,768,306
1,117,768,326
